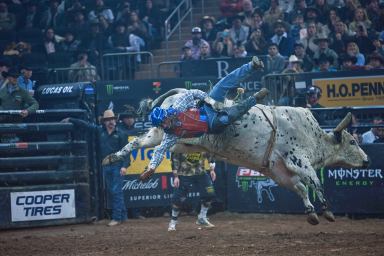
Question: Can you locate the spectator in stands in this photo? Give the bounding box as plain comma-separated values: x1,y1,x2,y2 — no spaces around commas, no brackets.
313,37,339,67
278,0,294,16
362,116,383,143
294,42,314,72
17,66,34,96
311,0,331,24
338,53,359,70
312,54,337,72
346,40,365,66
373,37,384,56
212,29,234,57
68,52,99,82
233,42,247,58
245,28,268,55
0,2,16,31
107,22,142,54
352,24,375,55
66,0,86,16
289,12,305,43
265,43,285,73
229,14,249,46
329,21,352,54
88,0,114,24
348,7,372,34
42,28,62,56
0,67,39,118
97,14,113,37
219,0,244,18
323,7,342,36
200,16,218,44
3,41,32,58
366,0,384,32
0,59,10,87
63,109,129,226
199,41,211,60
250,8,271,39
241,0,254,27
306,85,323,108
278,55,303,106
183,27,209,60
339,0,361,24
127,11,151,47
288,0,307,23
19,1,40,30
270,19,293,57
39,0,66,30
180,45,193,61
263,0,284,30
139,0,163,48
365,53,384,69
304,7,326,36
67,11,89,38
373,127,384,143
300,21,320,58
80,21,106,66
115,1,131,26
58,31,81,55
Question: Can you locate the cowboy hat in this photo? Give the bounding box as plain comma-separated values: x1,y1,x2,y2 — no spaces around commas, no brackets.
101,109,117,121
314,36,330,44
2,67,20,78
368,53,384,65
201,15,216,24
288,55,302,63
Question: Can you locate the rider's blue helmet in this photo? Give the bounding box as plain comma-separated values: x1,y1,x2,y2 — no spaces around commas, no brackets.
150,107,177,126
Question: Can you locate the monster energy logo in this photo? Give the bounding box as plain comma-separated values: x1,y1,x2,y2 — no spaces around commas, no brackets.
185,81,192,89
105,84,114,95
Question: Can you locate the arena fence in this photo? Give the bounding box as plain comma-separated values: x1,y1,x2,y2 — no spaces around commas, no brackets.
157,61,182,78
101,51,154,80
0,109,98,229
48,67,99,84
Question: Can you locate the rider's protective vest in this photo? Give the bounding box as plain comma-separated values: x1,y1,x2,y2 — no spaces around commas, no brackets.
173,108,208,138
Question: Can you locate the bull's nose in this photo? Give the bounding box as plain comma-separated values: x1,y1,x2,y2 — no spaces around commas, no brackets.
362,160,370,168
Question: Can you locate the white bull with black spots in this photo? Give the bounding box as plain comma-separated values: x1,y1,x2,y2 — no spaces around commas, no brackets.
111,89,369,225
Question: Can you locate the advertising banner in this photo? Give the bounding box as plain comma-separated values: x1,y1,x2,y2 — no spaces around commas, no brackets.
10,189,76,222
313,75,384,107
227,144,384,214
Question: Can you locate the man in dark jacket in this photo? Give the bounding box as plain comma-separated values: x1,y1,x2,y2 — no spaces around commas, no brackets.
63,109,130,226
0,68,39,118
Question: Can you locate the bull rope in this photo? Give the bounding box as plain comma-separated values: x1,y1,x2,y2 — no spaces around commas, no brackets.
256,106,277,169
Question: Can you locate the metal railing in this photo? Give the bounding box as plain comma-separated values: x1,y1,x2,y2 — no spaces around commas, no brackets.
157,61,182,78
101,51,154,80
262,72,299,106
164,0,193,58
48,67,99,84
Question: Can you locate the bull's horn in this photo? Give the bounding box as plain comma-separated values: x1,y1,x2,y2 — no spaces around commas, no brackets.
334,112,352,132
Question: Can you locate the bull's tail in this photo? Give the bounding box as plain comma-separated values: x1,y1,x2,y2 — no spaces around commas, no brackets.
151,88,188,109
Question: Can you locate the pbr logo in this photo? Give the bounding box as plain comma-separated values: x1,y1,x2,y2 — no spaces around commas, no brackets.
105,84,114,95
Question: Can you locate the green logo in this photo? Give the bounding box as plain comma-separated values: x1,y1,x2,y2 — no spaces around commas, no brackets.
105,84,114,95
184,81,192,89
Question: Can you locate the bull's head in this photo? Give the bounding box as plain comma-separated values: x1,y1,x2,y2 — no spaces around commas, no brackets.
332,112,369,168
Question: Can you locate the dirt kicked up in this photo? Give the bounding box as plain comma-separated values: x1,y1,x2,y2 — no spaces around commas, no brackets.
1,212,383,256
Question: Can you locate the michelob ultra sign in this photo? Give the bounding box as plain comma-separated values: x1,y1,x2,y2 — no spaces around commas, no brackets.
313,75,384,107
124,136,172,174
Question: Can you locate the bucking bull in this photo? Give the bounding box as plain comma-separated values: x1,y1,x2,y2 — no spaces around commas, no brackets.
105,88,369,225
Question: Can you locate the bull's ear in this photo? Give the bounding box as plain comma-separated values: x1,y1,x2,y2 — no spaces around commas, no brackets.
333,112,352,143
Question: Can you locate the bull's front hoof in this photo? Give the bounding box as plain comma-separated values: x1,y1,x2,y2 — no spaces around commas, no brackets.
307,212,320,225
323,210,336,222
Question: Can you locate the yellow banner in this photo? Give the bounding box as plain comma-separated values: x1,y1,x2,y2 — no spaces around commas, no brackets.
124,136,172,174
313,76,384,107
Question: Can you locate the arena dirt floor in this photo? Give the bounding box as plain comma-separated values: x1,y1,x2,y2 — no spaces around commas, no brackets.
1,212,384,256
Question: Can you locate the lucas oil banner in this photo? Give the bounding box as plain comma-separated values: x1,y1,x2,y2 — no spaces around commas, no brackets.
313,75,384,107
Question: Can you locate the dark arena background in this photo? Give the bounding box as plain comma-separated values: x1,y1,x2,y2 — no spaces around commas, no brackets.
0,0,384,255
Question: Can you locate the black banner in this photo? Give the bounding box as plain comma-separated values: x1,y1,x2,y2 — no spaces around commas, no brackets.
227,144,384,214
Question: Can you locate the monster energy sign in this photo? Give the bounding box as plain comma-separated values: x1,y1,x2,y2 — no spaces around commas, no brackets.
105,84,114,95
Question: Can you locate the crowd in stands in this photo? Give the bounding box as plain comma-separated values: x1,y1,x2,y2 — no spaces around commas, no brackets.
181,0,384,74
0,0,181,86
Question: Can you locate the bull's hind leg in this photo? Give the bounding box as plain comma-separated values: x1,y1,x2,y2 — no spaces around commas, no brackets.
300,168,335,222
270,160,319,225
102,127,164,165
